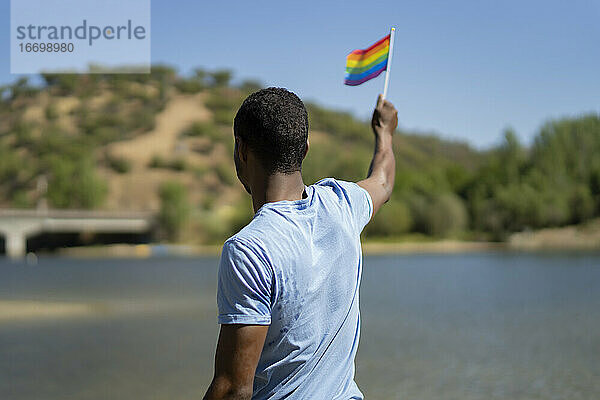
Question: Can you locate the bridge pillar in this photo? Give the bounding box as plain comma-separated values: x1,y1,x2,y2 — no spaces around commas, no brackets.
6,231,27,259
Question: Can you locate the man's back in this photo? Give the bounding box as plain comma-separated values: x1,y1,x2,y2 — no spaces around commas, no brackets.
218,178,373,399
203,89,396,400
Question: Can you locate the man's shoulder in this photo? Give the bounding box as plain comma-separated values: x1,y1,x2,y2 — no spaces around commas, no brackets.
314,177,373,232
314,177,345,189
314,177,370,203
314,177,362,190
220,234,272,275
223,216,272,256
223,231,262,254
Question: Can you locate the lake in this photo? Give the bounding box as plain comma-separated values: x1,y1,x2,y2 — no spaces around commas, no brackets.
1,252,599,399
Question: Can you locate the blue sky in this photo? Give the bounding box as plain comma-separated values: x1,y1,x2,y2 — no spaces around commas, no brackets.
2,0,599,148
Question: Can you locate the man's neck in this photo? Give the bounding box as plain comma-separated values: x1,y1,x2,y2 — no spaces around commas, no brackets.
251,171,306,213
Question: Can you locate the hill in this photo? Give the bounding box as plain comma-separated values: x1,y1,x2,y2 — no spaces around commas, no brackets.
0,66,599,244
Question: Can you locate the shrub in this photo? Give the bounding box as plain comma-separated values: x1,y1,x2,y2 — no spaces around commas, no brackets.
182,121,222,141
149,155,167,169
107,154,131,174
213,109,235,126
302,140,339,184
170,158,187,171
47,157,107,209
227,197,254,234
569,185,595,224
204,91,242,112
148,155,186,171
425,193,468,237
13,121,34,147
175,78,204,94
158,181,191,241
306,103,372,144
150,65,177,83
365,200,412,237
11,190,32,208
196,197,253,243
45,103,59,120
239,79,262,93
41,73,79,95
0,146,23,182
209,70,232,87
93,127,122,144
215,160,236,186
409,193,468,237
128,109,156,132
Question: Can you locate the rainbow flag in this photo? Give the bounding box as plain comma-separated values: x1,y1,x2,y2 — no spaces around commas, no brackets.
344,34,390,86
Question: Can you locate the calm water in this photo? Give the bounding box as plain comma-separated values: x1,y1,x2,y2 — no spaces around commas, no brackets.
1,253,599,400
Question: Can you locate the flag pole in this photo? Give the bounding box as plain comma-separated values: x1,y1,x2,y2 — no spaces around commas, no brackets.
382,27,395,100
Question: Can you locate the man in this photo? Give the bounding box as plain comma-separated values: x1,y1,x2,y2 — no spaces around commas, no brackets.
204,88,397,400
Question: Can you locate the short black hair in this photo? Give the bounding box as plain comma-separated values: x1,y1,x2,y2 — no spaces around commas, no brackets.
234,87,308,174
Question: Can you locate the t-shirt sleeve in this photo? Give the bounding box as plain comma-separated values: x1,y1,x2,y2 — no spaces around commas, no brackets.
317,178,374,233
217,238,273,325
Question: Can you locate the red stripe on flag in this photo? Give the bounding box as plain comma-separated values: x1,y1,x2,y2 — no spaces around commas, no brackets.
348,34,390,56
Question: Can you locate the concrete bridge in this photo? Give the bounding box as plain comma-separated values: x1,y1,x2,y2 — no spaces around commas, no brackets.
0,209,155,259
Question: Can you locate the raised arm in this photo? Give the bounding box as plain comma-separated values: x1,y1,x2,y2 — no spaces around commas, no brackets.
357,94,398,217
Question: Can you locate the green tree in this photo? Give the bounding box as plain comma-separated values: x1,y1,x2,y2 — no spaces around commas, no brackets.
424,193,468,237
569,185,595,224
240,79,262,93
47,157,107,209
210,70,232,87
158,181,191,241
365,200,412,237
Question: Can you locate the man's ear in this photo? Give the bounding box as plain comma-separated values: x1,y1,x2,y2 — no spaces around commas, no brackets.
236,136,248,163
303,138,310,160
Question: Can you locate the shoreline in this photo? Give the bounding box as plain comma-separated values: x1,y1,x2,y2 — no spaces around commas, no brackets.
362,240,506,255
55,241,506,258
9,222,600,259
47,238,600,259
